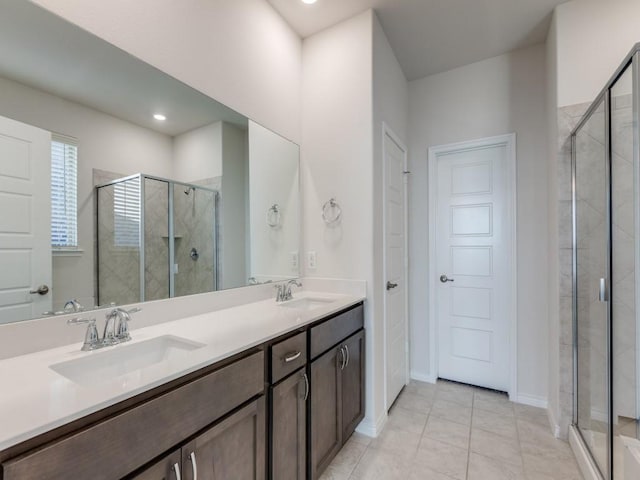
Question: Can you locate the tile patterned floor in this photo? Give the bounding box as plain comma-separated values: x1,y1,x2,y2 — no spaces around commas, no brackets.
320,380,584,480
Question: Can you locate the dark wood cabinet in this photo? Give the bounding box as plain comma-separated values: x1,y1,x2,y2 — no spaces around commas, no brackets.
271,368,307,480
310,346,343,480
130,450,182,480
341,330,365,440
310,329,365,480
182,397,266,480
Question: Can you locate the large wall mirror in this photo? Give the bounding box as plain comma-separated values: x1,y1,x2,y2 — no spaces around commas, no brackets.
0,0,300,324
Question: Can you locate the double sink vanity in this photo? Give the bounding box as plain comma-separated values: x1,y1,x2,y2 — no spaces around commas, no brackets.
0,289,365,480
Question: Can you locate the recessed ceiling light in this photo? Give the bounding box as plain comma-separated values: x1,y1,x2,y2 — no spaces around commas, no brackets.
301,0,317,4
153,114,167,121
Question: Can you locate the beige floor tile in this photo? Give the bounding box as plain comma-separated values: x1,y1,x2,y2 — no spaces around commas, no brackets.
467,452,526,480
431,399,473,426
521,453,582,480
472,407,519,440
350,448,412,480
387,405,428,435
328,437,367,476
424,415,471,450
395,391,434,414
347,431,373,447
415,437,469,480
436,388,475,408
470,427,523,467
437,380,478,395
473,392,515,417
513,404,549,426
408,461,459,480
319,465,351,480
369,425,422,460
405,380,438,399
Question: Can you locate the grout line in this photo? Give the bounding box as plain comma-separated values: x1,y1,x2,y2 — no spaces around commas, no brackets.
465,390,475,480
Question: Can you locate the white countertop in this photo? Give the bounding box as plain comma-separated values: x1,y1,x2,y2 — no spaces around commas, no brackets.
0,291,364,451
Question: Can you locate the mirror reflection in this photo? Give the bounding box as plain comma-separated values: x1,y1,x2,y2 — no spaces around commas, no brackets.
0,0,300,324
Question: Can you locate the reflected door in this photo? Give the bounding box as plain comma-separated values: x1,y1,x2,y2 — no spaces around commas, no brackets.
574,97,610,478
0,115,51,323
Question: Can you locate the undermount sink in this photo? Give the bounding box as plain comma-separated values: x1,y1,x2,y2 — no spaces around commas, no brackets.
50,335,206,386
278,297,336,311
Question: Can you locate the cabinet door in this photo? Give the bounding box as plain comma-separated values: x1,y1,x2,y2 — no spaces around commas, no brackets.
129,450,182,480
310,346,342,480
341,330,365,441
271,368,307,480
182,397,266,480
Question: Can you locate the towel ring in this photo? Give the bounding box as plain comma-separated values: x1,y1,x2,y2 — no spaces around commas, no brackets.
266,204,281,228
322,198,342,225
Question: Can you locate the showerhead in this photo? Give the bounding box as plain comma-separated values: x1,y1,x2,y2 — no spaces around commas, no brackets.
184,186,195,195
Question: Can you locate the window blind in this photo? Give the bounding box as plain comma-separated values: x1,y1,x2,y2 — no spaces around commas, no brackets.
113,177,141,248
51,136,78,248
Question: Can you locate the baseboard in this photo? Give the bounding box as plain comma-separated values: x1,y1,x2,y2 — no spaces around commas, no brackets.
547,405,562,438
515,393,548,409
355,411,387,438
410,370,436,384
569,424,604,480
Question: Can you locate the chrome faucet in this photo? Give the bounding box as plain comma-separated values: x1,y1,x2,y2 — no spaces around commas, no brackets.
275,280,302,302
68,307,141,351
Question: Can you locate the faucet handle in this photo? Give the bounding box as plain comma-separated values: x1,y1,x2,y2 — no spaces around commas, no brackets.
68,317,100,351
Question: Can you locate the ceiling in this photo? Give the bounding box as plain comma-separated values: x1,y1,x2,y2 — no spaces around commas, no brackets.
0,0,247,137
267,0,568,80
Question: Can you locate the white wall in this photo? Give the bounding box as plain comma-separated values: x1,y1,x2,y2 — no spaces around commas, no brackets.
372,12,409,419
556,0,640,107
248,120,300,281
32,0,302,144
0,75,173,311
408,44,550,403
301,11,378,432
173,122,223,183
546,12,561,431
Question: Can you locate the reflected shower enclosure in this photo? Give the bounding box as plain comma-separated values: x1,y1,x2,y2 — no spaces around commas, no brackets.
96,174,218,306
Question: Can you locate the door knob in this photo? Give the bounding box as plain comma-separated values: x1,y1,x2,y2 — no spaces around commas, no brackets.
386,281,398,290
439,275,454,283
29,284,49,295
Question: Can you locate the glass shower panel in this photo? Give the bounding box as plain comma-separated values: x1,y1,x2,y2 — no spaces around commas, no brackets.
173,184,217,297
575,97,609,477
611,66,637,479
96,177,142,306
143,177,169,302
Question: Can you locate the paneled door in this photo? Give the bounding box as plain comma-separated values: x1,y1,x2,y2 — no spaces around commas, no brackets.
0,115,51,324
430,135,515,392
383,127,408,409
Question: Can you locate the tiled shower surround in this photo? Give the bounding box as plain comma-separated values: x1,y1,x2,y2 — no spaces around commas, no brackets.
95,171,219,305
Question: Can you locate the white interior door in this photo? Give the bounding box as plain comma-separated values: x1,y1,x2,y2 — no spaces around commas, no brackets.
0,115,51,324
432,135,514,392
384,128,408,409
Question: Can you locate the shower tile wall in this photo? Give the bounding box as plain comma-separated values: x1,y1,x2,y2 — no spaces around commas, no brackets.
144,178,169,301
173,184,216,297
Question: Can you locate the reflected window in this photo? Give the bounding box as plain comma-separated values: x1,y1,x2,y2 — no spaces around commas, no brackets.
113,178,141,248
50,135,78,249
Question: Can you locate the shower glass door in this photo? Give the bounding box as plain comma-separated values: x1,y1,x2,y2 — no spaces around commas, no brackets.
574,96,610,478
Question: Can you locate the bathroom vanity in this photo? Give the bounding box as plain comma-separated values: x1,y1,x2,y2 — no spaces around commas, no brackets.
0,295,364,480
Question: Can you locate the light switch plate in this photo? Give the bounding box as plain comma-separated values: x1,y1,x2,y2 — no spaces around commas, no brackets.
307,251,317,269
290,251,299,269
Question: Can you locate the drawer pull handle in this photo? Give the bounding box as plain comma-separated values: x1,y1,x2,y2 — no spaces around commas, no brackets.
190,451,198,480
344,344,350,368
172,462,182,480
303,372,310,401
339,346,346,370
283,351,302,363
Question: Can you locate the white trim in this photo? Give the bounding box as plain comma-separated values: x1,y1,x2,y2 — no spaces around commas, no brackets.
410,370,437,384
548,407,562,439
427,133,517,398
569,425,604,480
355,411,388,438
515,393,548,409
381,122,409,412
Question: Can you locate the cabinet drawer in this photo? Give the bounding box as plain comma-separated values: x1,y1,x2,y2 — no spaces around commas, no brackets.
271,331,306,383
310,304,363,359
3,351,264,480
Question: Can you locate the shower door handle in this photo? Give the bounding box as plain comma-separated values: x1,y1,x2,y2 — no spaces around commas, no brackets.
598,278,608,302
